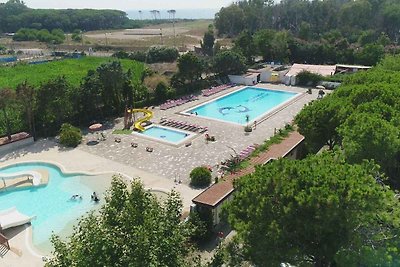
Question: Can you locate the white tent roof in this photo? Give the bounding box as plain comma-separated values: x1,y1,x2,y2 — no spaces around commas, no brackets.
286,63,336,77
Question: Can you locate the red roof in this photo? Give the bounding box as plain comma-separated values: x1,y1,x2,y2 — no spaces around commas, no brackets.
192,131,304,207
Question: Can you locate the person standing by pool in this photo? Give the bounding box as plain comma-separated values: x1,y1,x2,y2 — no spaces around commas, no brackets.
253,120,257,130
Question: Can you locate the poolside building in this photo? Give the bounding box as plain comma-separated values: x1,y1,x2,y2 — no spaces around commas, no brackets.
284,64,336,86
191,131,305,226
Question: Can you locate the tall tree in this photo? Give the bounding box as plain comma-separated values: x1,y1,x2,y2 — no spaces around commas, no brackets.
201,25,215,56
35,76,74,136
176,53,204,84
227,152,400,267
213,50,247,77
0,88,16,140
46,176,194,267
16,81,36,139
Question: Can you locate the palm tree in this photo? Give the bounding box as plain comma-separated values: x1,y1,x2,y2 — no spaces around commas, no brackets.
0,88,16,141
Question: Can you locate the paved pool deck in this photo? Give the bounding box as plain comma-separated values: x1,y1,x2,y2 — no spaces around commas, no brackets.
80,84,316,184
0,83,320,266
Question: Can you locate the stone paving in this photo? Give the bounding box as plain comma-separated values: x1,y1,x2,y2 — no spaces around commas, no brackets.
80,83,317,184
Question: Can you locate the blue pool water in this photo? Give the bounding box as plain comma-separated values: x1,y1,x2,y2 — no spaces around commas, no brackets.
186,87,298,125
140,126,190,143
0,162,102,253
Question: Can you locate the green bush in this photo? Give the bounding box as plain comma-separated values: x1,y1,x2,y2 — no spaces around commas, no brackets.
59,123,82,147
146,46,179,63
296,70,324,87
129,51,147,62
190,166,212,187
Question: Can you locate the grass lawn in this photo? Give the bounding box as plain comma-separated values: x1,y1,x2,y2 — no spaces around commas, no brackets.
0,57,145,89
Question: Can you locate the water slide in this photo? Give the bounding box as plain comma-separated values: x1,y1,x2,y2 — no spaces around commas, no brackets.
0,207,35,230
0,170,42,186
131,109,153,132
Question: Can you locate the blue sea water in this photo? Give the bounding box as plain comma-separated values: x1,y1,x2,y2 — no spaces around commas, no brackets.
126,8,219,20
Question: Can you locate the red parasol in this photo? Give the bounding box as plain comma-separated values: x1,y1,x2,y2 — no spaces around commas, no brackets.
89,123,103,132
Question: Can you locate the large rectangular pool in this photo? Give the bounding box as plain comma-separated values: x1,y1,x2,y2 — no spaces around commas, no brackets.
136,125,194,145
184,87,299,125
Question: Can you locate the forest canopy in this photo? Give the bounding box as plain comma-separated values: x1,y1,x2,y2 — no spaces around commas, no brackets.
0,0,130,32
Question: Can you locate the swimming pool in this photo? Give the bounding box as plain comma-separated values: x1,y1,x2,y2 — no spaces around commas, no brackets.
137,125,194,145
184,87,299,125
0,162,106,254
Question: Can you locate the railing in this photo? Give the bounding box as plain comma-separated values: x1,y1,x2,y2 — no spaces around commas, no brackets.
0,230,10,251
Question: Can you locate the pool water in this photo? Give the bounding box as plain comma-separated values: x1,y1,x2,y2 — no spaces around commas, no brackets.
0,162,103,253
186,87,298,125
140,126,190,144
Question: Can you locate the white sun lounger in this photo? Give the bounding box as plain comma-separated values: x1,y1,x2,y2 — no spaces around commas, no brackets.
0,207,35,230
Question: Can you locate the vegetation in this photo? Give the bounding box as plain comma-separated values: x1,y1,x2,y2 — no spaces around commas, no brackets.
226,152,400,267
146,46,179,64
59,123,82,147
215,0,400,65
0,57,144,89
0,58,145,137
113,46,179,64
13,28,65,44
46,176,194,267
213,50,247,76
0,0,130,33
296,55,400,187
296,71,324,87
189,166,212,187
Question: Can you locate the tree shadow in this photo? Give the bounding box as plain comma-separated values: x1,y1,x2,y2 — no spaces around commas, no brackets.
0,139,58,162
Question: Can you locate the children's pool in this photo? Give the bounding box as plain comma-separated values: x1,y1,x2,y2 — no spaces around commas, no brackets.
184,87,299,125
138,125,193,145
0,162,107,254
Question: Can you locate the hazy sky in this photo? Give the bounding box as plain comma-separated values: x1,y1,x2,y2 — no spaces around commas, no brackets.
22,0,233,10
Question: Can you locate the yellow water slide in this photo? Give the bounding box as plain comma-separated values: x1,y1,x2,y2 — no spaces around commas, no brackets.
131,109,153,132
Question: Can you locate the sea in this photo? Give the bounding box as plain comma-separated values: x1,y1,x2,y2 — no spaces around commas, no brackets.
126,8,219,20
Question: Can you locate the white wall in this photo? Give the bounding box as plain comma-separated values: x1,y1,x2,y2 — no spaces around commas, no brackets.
228,75,257,86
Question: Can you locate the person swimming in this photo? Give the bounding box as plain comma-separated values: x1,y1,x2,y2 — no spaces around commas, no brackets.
70,194,82,200
91,192,100,202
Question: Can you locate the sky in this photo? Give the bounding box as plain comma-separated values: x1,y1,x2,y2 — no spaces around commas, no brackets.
21,0,234,10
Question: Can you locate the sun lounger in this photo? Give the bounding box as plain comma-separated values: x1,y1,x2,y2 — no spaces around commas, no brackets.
0,207,35,230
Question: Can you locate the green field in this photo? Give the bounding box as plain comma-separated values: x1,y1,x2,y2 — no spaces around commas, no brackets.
0,57,145,89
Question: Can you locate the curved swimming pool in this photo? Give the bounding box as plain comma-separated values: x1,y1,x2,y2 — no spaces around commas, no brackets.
0,162,108,254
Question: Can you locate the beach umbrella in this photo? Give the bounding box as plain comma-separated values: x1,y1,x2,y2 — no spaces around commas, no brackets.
89,123,102,132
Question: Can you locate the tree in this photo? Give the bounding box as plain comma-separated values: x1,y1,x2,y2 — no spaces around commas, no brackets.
35,77,74,136
0,88,16,140
96,61,127,115
233,30,255,64
176,53,204,84
213,50,247,77
226,152,400,267
295,95,346,152
154,81,168,103
46,176,193,267
355,44,385,66
339,112,400,186
16,81,36,138
189,166,212,187
201,25,215,56
59,123,82,147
